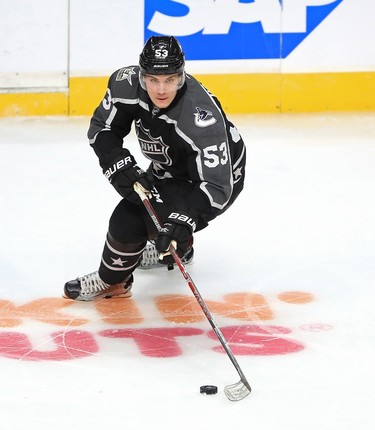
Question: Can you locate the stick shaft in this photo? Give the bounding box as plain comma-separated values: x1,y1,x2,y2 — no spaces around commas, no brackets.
136,185,251,391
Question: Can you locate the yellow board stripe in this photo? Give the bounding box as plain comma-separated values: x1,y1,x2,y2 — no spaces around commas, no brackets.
1,72,374,116
0,91,68,116
196,72,375,113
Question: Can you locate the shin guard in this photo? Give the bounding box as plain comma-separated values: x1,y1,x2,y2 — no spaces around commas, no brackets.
99,232,146,285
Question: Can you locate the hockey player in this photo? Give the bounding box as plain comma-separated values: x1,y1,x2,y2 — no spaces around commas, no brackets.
64,36,246,301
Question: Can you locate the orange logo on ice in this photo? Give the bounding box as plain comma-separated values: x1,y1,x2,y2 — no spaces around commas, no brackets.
0,290,330,361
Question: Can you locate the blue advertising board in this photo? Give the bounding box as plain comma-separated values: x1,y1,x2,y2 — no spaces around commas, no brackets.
144,0,344,60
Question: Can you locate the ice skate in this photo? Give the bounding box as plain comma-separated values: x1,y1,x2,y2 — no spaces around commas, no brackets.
138,241,194,270
63,271,133,301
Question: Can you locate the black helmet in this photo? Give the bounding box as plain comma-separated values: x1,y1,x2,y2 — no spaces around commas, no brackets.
139,36,185,75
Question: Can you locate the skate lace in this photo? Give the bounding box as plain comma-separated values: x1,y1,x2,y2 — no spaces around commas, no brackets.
79,271,108,294
140,243,160,268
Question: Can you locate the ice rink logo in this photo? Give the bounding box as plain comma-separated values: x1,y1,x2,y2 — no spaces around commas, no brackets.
144,0,344,60
0,290,334,361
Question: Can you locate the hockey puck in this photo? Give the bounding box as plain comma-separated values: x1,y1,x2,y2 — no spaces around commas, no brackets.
200,385,218,395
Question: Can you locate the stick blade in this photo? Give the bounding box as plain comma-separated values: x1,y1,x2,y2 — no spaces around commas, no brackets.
224,380,251,401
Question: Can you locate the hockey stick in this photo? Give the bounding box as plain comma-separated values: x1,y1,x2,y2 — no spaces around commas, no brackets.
134,183,251,401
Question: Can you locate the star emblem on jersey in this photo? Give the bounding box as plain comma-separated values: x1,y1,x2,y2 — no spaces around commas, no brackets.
233,167,243,183
111,257,127,267
194,107,216,128
116,67,136,85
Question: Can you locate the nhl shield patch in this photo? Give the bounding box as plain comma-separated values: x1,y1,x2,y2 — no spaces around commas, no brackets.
135,120,172,165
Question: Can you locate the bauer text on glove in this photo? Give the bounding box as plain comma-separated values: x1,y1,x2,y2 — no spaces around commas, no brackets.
103,150,151,203
156,212,196,260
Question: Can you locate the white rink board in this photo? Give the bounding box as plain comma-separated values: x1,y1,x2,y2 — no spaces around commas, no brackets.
0,0,374,89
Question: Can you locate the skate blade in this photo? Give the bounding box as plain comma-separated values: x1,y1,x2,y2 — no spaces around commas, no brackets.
61,289,132,301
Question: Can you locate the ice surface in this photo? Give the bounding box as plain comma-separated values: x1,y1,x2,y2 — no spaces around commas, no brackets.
0,113,374,429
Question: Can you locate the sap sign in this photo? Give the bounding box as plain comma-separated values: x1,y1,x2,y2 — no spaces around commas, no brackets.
144,0,344,60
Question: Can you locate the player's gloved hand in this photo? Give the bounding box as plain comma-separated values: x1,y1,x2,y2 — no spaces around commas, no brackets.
156,212,196,264
103,150,151,204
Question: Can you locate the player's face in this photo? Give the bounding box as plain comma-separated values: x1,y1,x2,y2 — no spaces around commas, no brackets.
143,74,181,108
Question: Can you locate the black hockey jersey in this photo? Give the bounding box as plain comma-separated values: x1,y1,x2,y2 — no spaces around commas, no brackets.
88,66,246,223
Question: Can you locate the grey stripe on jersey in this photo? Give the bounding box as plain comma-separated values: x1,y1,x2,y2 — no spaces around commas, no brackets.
88,94,149,145
112,97,139,105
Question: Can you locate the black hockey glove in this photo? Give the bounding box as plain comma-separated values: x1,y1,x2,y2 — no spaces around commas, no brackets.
103,150,151,204
156,212,196,264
